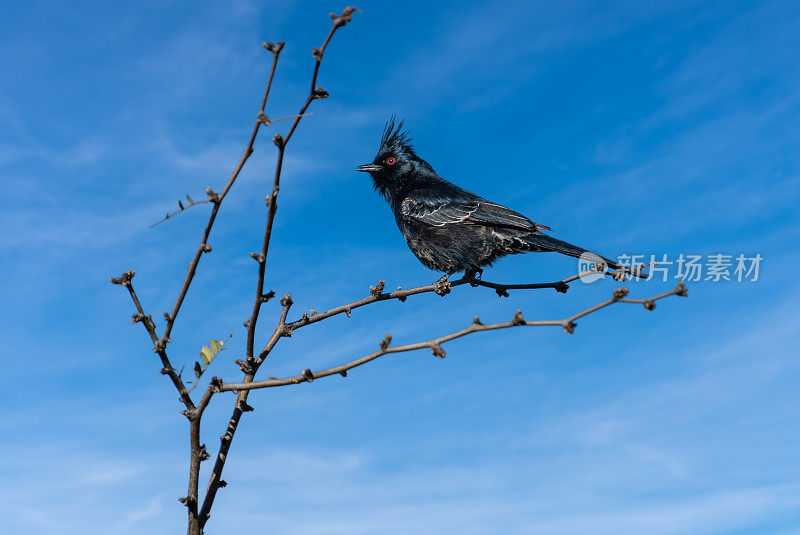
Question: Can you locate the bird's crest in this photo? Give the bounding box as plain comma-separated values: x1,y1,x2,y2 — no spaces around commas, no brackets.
380,116,414,156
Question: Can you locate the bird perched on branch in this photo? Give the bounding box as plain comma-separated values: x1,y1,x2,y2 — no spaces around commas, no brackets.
357,118,621,282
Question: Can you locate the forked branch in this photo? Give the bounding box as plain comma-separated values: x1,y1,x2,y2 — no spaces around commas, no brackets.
218,282,687,392
283,264,644,334
197,9,358,529
156,39,286,350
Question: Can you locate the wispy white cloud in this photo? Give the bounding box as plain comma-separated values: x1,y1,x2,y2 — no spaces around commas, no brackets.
110,495,164,534
383,0,705,111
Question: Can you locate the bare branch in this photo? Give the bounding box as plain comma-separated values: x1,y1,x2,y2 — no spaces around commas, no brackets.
150,196,212,228
198,10,357,528
220,282,687,392
110,270,195,410
244,8,357,364
112,34,288,535
284,266,641,332
156,40,285,349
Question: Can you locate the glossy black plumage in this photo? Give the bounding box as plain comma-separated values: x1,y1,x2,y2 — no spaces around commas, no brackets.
357,119,620,277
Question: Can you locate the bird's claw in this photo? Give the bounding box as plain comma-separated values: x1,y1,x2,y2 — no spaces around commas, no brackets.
465,268,483,280
464,268,483,287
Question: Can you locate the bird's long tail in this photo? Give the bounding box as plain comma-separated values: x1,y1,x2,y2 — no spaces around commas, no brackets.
522,233,621,270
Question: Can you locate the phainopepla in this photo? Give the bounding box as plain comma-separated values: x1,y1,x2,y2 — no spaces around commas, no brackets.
357,119,621,281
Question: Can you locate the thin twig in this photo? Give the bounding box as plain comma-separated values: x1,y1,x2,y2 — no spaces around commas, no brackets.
110,270,195,410
114,34,287,535
197,294,294,528
148,114,313,228
217,283,687,392
283,265,640,333
150,197,212,228
197,9,357,528
156,41,286,349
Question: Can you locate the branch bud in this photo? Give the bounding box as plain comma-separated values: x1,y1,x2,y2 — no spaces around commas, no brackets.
209,376,223,392
430,344,446,358
512,310,525,326
234,359,253,374
205,187,220,203
302,369,314,382
201,244,212,253
370,280,385,297
563,321,576,334
380,334,392,351
262,41,285,54
435,281,451,297
643,299,656,310
109,270,136,286
675,281,689,297
313,87,329,99
331,6,358,28
613,287,630,300
397,287,407,302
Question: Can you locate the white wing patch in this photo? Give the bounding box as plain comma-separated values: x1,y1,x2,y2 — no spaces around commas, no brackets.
401,197,479,226
401,196,549,230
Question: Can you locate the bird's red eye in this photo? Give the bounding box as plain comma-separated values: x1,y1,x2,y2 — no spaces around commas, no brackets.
386,157,396,165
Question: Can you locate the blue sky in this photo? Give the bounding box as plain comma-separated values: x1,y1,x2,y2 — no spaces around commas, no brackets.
2,0,800,533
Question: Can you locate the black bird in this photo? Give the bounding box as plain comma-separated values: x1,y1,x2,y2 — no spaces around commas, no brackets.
357,119,620,281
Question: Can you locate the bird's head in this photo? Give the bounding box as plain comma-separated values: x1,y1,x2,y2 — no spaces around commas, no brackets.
357,118,434,196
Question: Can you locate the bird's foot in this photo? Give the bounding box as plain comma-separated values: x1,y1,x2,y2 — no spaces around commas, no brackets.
464,268,483,287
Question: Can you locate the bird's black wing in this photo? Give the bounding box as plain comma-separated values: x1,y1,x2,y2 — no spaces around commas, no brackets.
401,184,550,231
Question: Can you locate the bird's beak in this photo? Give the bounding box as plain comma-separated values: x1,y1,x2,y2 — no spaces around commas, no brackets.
356,163,382,173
